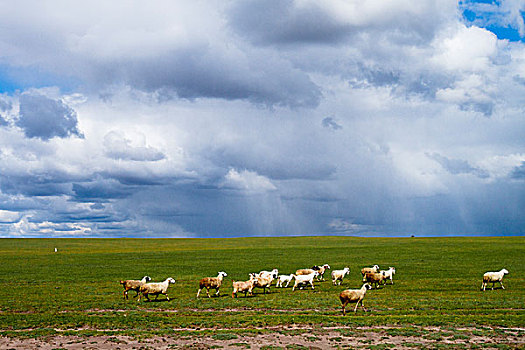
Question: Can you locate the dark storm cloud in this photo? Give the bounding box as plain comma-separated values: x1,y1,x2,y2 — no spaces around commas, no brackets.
510,162,525,179
72,180,134,202
229,0,352,45
427,153,489,178
16,94,83,140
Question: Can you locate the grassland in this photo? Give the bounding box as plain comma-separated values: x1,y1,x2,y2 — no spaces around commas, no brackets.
0,236,523,342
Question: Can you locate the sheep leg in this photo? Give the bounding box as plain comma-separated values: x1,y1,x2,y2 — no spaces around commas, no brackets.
166,293,170,301
310,281,315,289
196,288,202,298
206,287,211,298
353,301,360,313
361,300,367,312
492,282,495,290
123,290,128,300
500,281,505,289
341,301,348,316
215,288,220,296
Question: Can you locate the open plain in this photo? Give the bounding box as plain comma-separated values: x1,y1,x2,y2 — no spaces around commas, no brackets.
0,236,523,349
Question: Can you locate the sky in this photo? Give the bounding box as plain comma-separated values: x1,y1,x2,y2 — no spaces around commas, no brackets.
0,0,524,238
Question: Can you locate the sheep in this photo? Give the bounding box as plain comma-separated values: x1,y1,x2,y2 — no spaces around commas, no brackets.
312,264,331,281
339,283,372,315
481,268,509,291
295,268,315,276
258,268,279,285
232,274,257,298
361,265,380,276
331,267,350,286
119,276,152,299
292,271,318,291
253,274,274,294
137,277,175,302
196,271,228,298
380,267,396,285
276,274,295,288
362,272,385,289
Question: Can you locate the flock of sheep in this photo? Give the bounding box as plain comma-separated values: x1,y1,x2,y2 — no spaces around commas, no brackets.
119,265,509,316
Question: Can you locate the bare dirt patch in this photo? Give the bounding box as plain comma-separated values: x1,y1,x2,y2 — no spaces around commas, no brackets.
1,326,524,349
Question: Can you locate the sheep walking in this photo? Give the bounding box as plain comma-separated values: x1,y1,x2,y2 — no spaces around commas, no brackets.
331,267,350,285
276,274,294,288
138,277,175,302
361,265,380,276
362,272,385,289
197,271,227,298
119,276,151,299
339,283,372,315
253,274,274,294
232,274,257,298
481,269,509,291
258,269,279,286
292,271,318,291
380,267,396,285
312,264,331,281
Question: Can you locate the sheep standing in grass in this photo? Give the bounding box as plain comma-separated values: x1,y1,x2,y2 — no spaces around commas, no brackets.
292,271,318,291
119,276,151,299
312,264,331,281
361,265,380,276
339,283,372,315
331,267,350,286
138,277,175,302
253,274,274,294
258,269,279,286
362,272,385,289
276,274,294,288
232,274,257,298
481,269,509,291
197,271,228,298
380,267,396,285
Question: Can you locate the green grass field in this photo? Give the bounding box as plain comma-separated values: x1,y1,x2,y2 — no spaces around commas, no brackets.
0,236,523,338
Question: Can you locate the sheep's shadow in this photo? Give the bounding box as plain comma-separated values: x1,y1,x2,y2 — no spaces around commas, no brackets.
143,298,170,303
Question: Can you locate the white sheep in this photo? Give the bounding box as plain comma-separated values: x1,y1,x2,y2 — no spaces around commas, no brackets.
292,271,318,291
276,274,294,288
258,269,279,285
331,267,350,285
361,265,380,276
119,276,152,299
137,277,175,302
380,267,396,285
339,283,372,315
196,271,228,298
481,268,509,291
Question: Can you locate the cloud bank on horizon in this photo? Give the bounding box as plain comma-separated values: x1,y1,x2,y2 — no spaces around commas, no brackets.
0,0,524,237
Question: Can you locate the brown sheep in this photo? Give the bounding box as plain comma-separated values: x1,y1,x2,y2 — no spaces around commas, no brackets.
360,265,380,276
232,274,256,298
339,283,372,315
119,276,151,299
362,272,385,289
295,268,315,276
197,271,227,298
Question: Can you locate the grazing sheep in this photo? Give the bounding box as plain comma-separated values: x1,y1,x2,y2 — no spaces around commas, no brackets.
119,276,152,299
295,268,315,276
138,277,175,302
276,274,295,288
362,272,385,289
361,265,380,276
232,274,257,298
339,283,372,315
292,271,318,291
481,268,509,291
197,271,228,298
253,274,274,294
312,264,331,281
380,267,396,285
331,267,350,286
